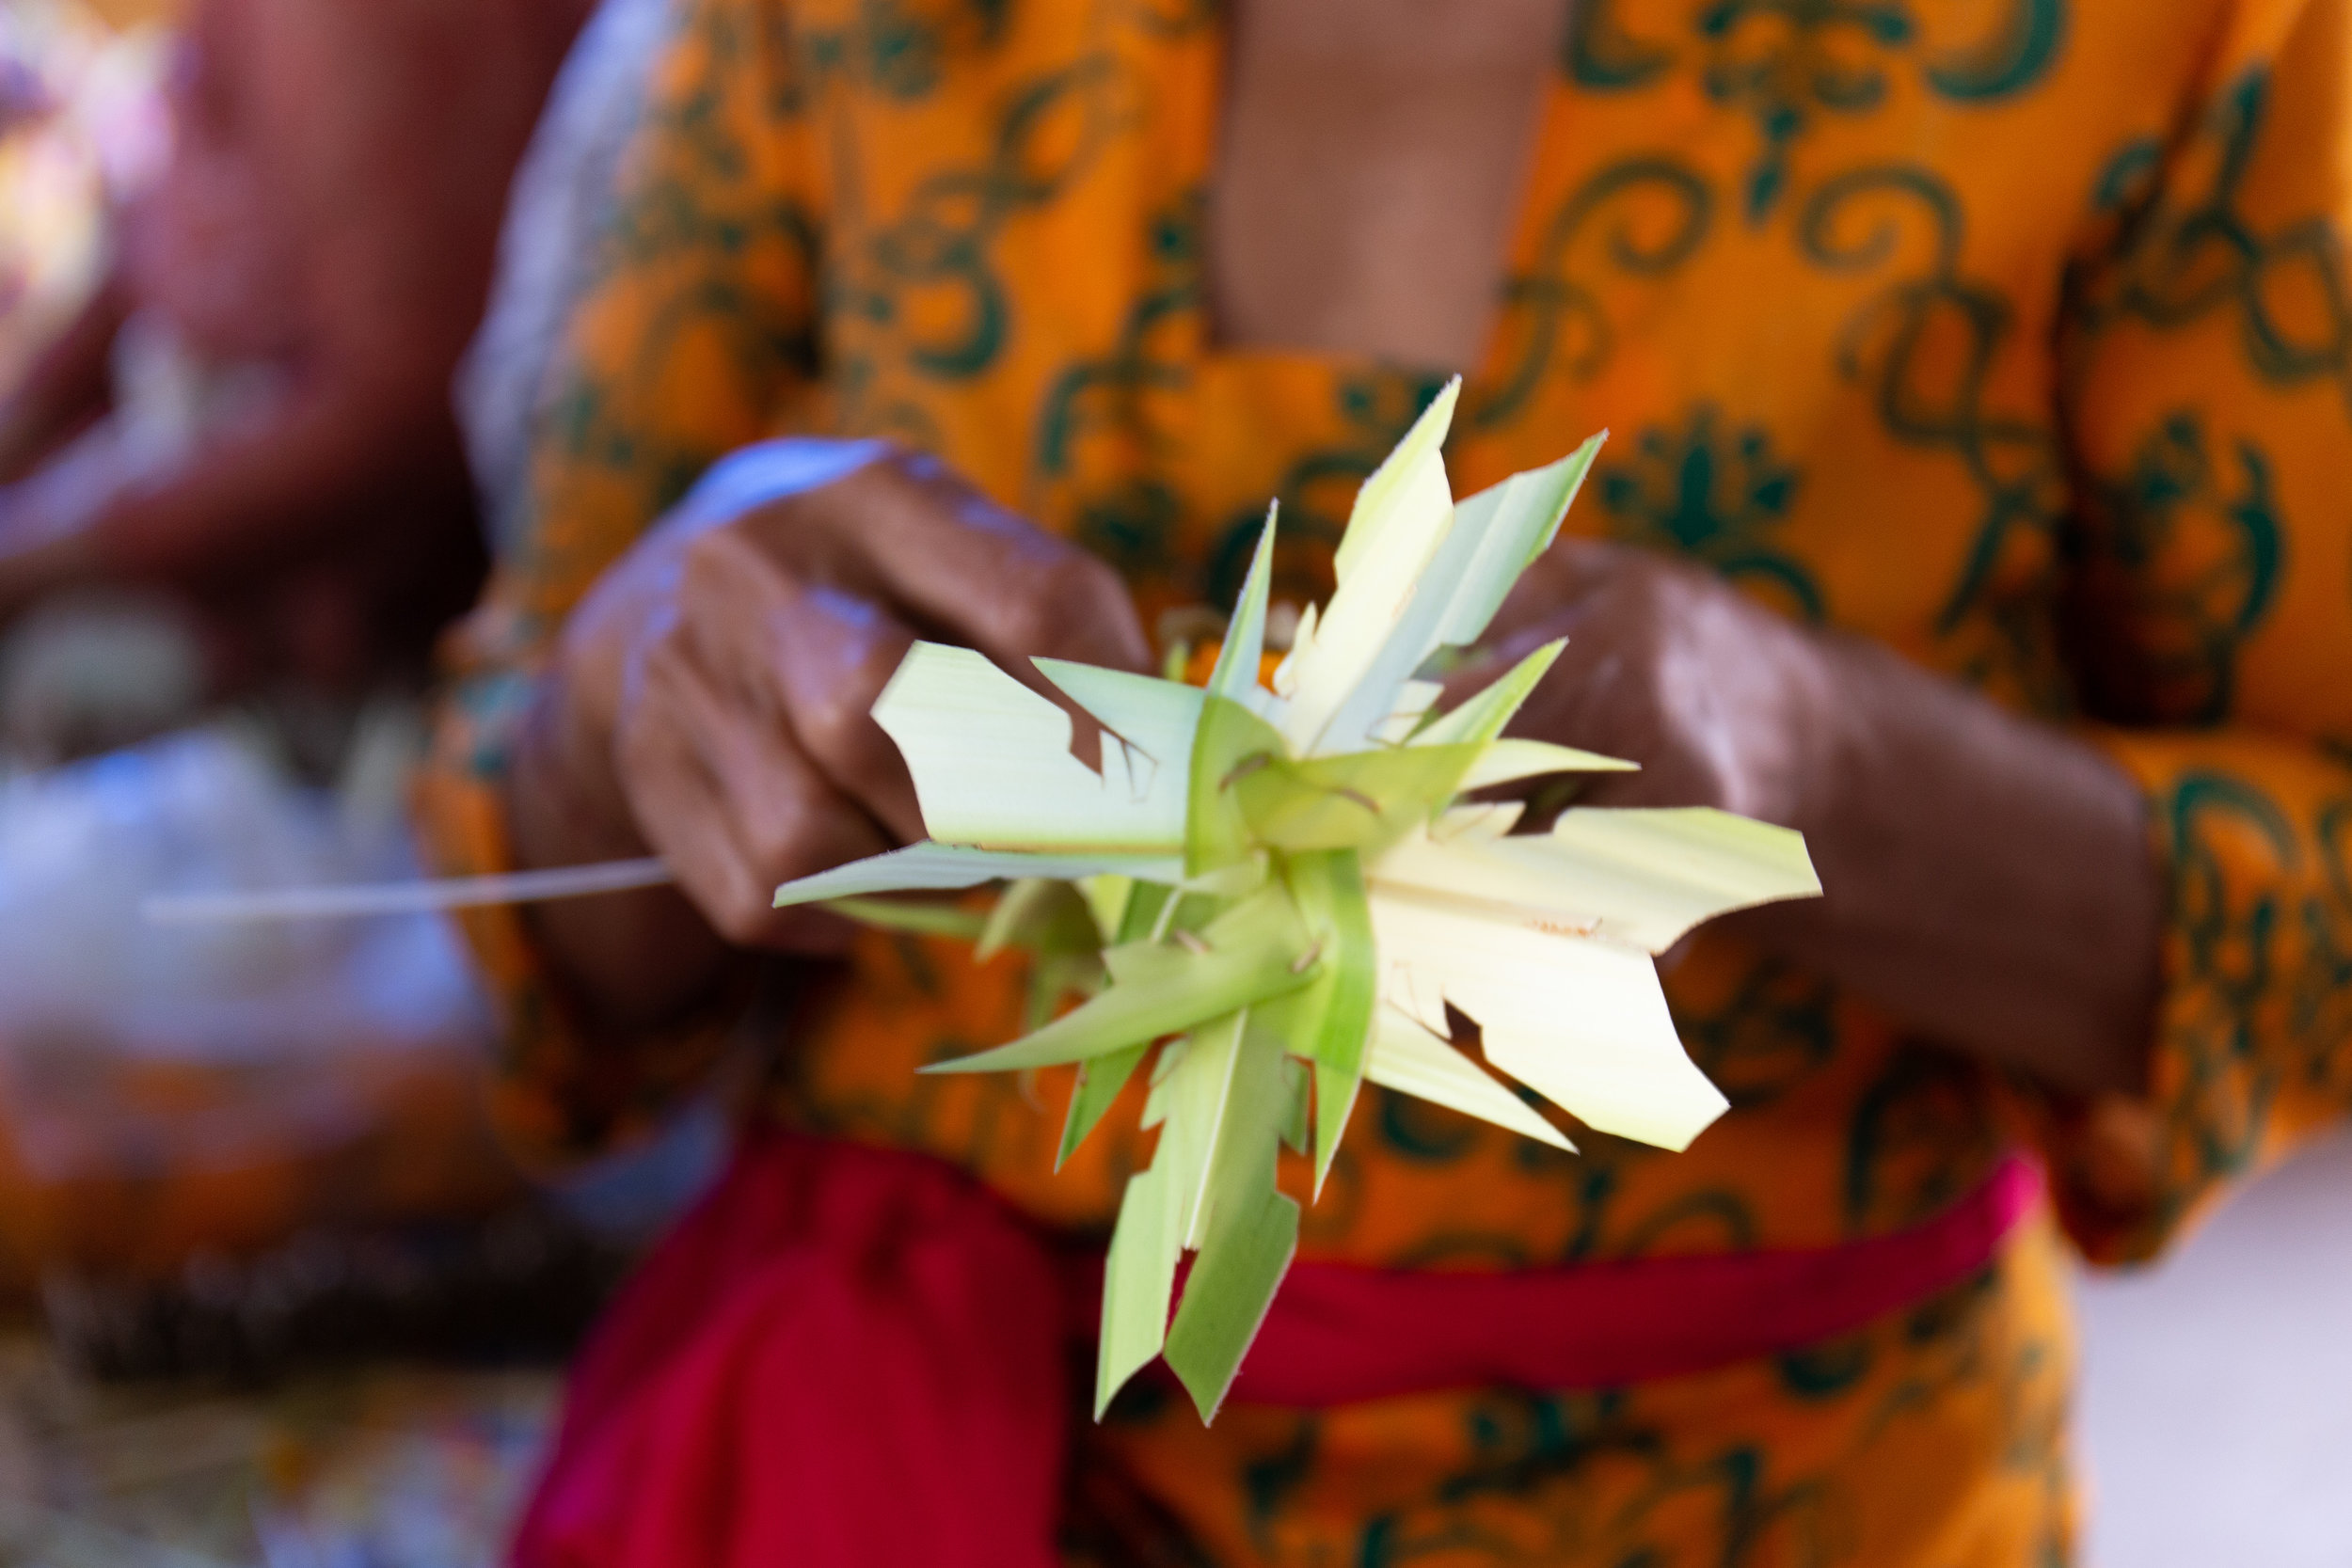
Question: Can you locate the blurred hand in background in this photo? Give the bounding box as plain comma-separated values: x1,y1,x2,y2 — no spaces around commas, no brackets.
0,0,593,705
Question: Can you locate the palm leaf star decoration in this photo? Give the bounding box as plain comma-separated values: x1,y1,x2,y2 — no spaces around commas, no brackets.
772,381,1823,1421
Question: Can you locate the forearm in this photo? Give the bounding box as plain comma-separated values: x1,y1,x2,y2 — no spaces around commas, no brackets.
1763,633,2163,1095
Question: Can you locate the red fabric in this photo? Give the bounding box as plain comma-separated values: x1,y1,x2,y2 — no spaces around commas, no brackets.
1213,1153,2043,1405
513,1133,1068,1568
513,1135,2041,1567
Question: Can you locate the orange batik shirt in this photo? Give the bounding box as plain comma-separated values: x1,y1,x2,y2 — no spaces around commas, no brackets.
420,0,2352,1561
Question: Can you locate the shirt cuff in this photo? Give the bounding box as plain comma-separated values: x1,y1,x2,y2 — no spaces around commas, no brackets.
2042,727,2352,1264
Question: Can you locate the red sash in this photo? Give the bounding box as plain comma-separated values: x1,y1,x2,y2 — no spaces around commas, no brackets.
513,1133,2042,1568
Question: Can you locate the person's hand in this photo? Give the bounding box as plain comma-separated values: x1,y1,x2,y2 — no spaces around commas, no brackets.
513,448,1152,1025
1448,534,2159,1095
1446,538,1838,827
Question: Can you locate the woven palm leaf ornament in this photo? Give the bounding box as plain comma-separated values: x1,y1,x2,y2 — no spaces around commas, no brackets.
772,380,1823,1421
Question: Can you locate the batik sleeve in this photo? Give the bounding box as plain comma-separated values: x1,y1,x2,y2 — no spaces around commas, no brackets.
2049,0,2352,1262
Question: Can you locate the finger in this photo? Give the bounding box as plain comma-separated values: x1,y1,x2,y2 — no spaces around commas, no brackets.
1479,534,1626,649
676,530,926,844
1437,599,1654,822
617,614,882,952
615,692,790,948
677,633,896,887
1514,636,1663,810
1438,617,1576,717
1654,932,1699,974
1439,584,1619,722
758,451,1152,676
768,582,928,844
660,761,862,958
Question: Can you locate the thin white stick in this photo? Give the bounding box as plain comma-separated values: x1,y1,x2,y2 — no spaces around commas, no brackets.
141,857,676,925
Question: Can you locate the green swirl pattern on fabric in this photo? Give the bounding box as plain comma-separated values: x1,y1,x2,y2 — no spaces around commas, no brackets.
1599,405,1824,622
1565,0,2066,220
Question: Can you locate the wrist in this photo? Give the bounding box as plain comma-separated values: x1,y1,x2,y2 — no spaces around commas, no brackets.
1751,625,2161,1093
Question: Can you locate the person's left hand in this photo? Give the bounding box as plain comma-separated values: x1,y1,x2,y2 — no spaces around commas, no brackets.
1443,537,1838,829
1447,534,2161,1097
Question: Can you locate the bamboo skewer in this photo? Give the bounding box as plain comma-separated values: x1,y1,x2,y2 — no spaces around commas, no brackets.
140,858,675,924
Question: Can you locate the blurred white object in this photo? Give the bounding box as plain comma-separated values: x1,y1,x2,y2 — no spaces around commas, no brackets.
0,721,492,1060
2075,1133,2352,1568
143,856,676,924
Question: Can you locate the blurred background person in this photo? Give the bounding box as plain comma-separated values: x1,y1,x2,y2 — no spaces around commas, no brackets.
0,7,633,1560
0,0,593,741
0,0,606,1274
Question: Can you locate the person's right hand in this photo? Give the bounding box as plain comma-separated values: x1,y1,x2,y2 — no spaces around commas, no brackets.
512,447,1152,1024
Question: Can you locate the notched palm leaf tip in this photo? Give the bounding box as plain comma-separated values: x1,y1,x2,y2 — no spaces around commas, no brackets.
771,379,1824,1423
